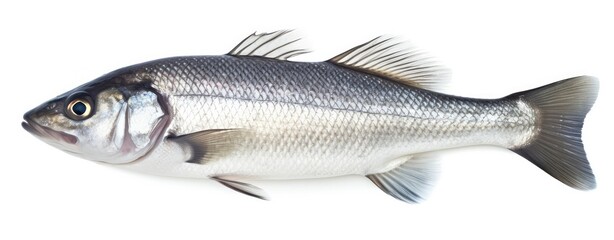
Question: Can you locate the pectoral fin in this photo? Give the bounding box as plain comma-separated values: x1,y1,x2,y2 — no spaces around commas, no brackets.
211,176,269,200
367,154,439,203
168,129,244,164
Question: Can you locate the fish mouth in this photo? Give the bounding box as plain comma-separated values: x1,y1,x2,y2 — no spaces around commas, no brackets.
22,119,78,145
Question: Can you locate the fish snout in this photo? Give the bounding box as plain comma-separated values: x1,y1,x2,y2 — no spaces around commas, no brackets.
22,110,78,145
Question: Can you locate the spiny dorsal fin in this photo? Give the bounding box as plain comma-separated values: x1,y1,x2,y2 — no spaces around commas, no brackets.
228,30,310,60
328,37,449,91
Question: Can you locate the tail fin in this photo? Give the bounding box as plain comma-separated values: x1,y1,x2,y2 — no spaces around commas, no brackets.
509,76,599,190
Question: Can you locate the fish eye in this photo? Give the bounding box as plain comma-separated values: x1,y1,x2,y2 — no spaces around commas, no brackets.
65,93,94,120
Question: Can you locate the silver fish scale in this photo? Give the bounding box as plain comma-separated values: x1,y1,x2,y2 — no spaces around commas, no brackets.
138,56,536,177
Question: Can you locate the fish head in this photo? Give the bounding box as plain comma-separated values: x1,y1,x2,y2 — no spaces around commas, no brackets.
23,71,170,164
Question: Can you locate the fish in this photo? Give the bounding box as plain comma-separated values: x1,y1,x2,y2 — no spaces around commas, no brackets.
22,30,599,203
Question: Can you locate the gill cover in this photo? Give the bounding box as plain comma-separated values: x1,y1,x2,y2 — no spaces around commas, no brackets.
81,88,170,164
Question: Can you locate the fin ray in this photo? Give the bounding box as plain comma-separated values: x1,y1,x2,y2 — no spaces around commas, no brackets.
228,30,309,60
510,76,599,190
212,176,269,200
329,37,449,91
168,129,244,164
367,155,438,203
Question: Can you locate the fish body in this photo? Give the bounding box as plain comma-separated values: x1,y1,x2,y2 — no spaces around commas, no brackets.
123,55,534,178
23,31,598,202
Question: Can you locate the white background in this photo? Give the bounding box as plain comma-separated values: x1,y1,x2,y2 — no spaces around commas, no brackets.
1,1,612,239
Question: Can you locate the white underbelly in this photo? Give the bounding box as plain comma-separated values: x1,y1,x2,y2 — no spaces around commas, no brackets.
116,139,405,179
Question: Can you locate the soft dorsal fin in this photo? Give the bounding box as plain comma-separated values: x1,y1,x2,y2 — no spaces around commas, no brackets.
228,30,309,60
328,37,449,91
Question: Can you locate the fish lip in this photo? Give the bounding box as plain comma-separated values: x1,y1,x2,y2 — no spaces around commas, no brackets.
22,120,40,136
22,118,78,145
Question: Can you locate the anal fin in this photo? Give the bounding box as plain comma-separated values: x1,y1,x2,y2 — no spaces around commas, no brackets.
367,154,438,203
212,176,269,200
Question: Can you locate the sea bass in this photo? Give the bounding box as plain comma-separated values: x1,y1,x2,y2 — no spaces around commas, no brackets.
22,30,598,203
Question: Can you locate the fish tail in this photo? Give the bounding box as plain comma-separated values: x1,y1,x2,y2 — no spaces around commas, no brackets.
508,76,599,190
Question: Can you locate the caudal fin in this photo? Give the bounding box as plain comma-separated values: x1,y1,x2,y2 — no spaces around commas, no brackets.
509,76,599,190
